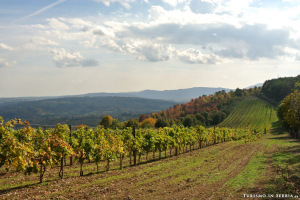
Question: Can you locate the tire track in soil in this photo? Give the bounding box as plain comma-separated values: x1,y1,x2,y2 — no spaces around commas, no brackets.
140,142,264,200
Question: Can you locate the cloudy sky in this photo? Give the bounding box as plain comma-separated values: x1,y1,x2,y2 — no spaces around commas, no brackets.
0,0,300,97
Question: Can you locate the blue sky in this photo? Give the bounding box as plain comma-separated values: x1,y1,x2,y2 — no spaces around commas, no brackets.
0,0,300,97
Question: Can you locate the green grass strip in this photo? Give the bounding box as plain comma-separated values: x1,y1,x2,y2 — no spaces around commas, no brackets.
224,152,267,192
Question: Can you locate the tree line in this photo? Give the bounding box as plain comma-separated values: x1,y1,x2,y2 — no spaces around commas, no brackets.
277,82,300,139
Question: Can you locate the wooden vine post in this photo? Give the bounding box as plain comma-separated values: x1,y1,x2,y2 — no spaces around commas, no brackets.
69,124,72,166
59,157,64,179
213,126,216,145
39,160,46,183
132,126,137,166
120,154,123,170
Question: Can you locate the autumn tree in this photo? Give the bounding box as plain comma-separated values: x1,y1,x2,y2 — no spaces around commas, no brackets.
111,119,122,129
139,114,147,122
155,118,169,128
141,117,156,128
234,88,244,97
277,90,300,138
125,119,139,128
182,115,193,127
100,115,113,128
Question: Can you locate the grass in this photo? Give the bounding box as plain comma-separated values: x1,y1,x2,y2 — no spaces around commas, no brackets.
272,151,299,167
217,119,299,199
225,152,267,192
264,137,300,196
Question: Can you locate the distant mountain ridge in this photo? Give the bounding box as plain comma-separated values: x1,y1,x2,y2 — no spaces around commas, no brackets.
0,87,232,126
80,87,231,102
0,87,232,106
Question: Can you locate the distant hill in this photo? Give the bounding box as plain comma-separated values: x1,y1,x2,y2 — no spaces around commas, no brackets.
0,97,55,108
0,87,231,107
81,87,231,102
0,86,231,126
0,96,176,126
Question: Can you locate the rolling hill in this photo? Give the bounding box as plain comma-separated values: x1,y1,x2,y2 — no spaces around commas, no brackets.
0,96,176,126
0,86,232,126
82,87,231,102
218,96,278,132
0,86,231,107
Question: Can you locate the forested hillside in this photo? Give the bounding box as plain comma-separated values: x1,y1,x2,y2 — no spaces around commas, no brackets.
83,87,231,102
261,75,300,103
260,75,300,139
0,96,176,126
141,87,261,128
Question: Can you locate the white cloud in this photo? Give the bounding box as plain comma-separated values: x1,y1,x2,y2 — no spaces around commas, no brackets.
0,43,14,51
51,48,82,67
20,37,59,51
101,39,125,52
47,18,69,30
59,18,95,29
147,5,240,27
31,1,300,66
5,0,300,70
188,0,217,14
134,42,174,62
93,0,136,9
92,26,115,37
162,0,188,7
120,12,297,60
31,37,59,46
87,30,224,64
221,0,254,14
176,48,221,64
50,48,98,67
0,58,16,67
17,1,296,66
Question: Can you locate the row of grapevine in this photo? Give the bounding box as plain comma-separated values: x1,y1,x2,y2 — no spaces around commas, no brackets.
0,116,260,183
218,97,278,133
219,98,255,128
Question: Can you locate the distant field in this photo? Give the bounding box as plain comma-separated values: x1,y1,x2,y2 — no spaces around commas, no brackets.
218,96,278,133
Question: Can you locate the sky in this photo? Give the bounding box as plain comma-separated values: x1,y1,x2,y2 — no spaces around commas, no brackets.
0,0,300,97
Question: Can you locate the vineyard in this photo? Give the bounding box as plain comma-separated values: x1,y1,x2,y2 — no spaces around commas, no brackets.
0,116,261,185
0,96,299,199
217,96,278,132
